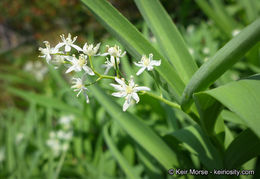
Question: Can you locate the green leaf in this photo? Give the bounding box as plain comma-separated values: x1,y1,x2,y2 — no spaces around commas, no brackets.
7,87,82,116
225,129,260,168
81,0,185,103
181,18,260,110
89,85,179,169
196,0,235,36
134,0,198,84
103,124,141,179
170,125,223,170
194,75,260,138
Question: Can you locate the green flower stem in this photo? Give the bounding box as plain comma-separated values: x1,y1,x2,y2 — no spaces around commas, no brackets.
114,58,120,78
142,91,181,110
54,151,67,179
88,55,115,81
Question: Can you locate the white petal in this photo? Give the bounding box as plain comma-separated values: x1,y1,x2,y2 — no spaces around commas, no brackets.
135,86,150,92
104,66,112,74
65,66,75,73
76,89,82,97
46,54,52,64
110,83,124,91
136,67,146,76
115,77,126,87
71,44,83,51
82,43,87,51
123,99,131,111
149,53,153,60
132,92,139,103
134,62,143,67
83,91,90,103
147,65,154,71
150,60,161,66
112,92,125,98
55,43,65,50
100,52,109,56
120,51,126,57
83,66,95,76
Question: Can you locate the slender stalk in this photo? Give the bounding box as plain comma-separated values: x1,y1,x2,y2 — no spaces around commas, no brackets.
142,91,181,110
54,151,67,179
114,58,119,78
88,55,115,80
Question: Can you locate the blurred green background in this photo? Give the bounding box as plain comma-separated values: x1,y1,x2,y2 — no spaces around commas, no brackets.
0,0,259,178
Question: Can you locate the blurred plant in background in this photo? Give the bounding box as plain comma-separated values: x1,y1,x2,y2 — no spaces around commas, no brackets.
0,0,260,178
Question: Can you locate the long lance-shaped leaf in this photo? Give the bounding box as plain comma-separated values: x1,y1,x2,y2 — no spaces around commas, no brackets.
181,18,260,111
134,0,198,84
81,0,185,103
89,85,179,169
103,124,141,179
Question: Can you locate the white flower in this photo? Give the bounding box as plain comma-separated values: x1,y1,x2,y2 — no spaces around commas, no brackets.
71,77,89,103
39,41,59,64
102,57,120,74
101,45,126,64
52,55,65,69
57,130,73,141
202,47,210,55
59,115,74,125
65,54,94,75
16,132,24,145
82,42,101,56
23,61,48,81
134,54,161,76
110,76,150,111
46,137,61,156
232,29,240,37
55,33,82,52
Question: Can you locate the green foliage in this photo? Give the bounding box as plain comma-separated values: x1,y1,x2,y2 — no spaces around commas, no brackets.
1,0,260,178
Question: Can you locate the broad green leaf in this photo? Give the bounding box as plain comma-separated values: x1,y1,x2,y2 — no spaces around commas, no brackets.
81,0,185,103
103,124,141,179
181,18,260,110
170,125,223,170
225,129,260,168
194,75,260,138
134,0,198,84
7,87,82,116
89,85,179,169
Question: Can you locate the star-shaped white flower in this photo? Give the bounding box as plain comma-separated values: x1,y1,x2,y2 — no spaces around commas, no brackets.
55,33,82,52
65,54,94,75
71,77,89,103
110,76,150,111
101,45,126,64
102,57,120,74
39,41,59,64
134,53,161,76
82,42,101,56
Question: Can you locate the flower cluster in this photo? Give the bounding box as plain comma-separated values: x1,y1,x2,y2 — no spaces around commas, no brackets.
39,33,161,111
46,115,75,157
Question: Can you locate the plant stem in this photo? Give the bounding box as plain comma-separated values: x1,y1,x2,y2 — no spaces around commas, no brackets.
54,151,67,179
142,91,181,110
88,55,115,80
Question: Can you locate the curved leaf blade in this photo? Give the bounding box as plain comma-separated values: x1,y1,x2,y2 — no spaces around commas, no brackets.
181,18,260,110
194,75,260,138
